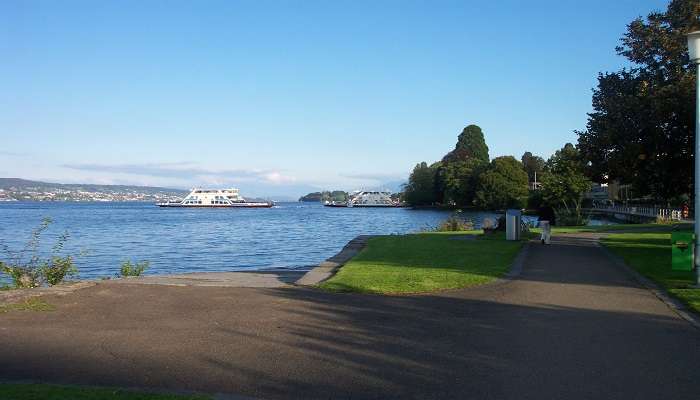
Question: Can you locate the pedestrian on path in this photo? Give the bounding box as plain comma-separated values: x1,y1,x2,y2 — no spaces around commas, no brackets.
538,205,556,244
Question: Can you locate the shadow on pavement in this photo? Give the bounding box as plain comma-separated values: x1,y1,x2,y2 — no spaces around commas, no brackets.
2,278,699,399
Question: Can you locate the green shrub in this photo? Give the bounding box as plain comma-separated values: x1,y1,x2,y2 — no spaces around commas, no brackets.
0,262,41,288
0,218,78,288
655,216,677,225
41,256,77,286
119,260,150,277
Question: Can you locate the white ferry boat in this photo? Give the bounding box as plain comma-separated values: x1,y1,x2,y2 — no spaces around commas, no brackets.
324,190,399,208
157,188,274,208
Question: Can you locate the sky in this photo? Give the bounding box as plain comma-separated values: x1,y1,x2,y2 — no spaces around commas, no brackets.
0,0,670,198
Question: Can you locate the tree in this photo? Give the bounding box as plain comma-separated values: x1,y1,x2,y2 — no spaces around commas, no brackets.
540,143,591,217
474,156,529,210
521,152,545,183
404,162,439,206
439,125,490,205
442,125,490,164
439,159,485,206
577,0,700,202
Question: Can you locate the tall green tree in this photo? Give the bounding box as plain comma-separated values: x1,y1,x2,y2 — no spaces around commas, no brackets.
442,125,490,164
439,125,490,206
540,143,591,215
474,156,529,210
577,0,700,202
521,151,545,183
404,162,439,206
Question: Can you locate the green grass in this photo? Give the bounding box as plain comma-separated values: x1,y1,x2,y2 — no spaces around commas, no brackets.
0,383,211,400
529,223,690,234
0,297,55,314
601,231,700,313
318,232,524,294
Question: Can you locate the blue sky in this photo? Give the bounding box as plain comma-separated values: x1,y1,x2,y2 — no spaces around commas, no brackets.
0,0,669,198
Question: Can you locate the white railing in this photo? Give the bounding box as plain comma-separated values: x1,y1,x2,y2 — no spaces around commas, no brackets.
590,205,684,221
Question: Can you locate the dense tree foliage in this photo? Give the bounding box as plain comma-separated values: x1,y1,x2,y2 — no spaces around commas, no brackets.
438,125,490,206
577,0,700,202
404,162,439,206
540,144,591,215
442,125,490,164
521,152,545,183
438,159,485,206
474,156,529,210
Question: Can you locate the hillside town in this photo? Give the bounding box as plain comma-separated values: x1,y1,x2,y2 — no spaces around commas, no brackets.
0,179,185,202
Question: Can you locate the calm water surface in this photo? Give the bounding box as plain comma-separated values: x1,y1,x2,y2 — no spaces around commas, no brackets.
0,202,514,280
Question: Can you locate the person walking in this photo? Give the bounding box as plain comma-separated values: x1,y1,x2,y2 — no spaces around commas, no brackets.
538,205,556,244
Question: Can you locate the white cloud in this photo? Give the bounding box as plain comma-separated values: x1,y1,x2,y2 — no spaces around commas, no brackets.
263,172,296,184
62,162,295,184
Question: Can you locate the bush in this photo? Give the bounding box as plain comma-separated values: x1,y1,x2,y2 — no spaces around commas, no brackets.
41,256,77,286
0,263,41,288
0,218,78,288
436,214,474,232
119,260,150,277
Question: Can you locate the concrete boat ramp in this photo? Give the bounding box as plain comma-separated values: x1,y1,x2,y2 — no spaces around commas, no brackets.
109,270,307,288
107,235,375,288
0,236,374,305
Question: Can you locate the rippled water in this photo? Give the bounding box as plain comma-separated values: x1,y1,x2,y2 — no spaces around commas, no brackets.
0,202,514,280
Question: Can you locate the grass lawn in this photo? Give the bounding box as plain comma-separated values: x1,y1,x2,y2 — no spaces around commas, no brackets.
0,297,55,314
601,231,700,313
530,223,689,234
0,383,210,400
318,231,524,294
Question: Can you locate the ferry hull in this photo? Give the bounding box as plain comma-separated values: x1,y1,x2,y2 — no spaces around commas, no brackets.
323,203,402,208
157,202,274,208
351,204,402,207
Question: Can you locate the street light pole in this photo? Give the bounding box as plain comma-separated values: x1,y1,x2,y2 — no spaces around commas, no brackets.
688,31,700,286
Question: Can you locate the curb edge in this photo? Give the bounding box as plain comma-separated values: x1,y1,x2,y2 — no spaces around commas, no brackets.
598,242,700,330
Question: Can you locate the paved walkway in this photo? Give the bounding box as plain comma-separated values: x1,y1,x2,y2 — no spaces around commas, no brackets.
2,234,699,399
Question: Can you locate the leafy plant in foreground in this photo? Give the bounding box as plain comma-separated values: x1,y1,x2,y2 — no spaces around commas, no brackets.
119,260,150,277
0,217,78,288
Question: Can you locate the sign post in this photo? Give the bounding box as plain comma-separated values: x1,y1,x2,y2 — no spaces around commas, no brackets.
687,31,700,286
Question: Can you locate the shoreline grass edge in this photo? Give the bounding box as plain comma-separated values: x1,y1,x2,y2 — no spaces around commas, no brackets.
317,231,527,295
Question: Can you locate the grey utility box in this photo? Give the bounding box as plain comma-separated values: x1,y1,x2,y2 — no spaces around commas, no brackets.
506,209,522,241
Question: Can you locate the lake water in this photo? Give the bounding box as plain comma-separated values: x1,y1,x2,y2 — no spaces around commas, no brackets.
0,202,521,280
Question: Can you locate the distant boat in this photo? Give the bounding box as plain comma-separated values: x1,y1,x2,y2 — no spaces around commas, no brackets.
324,190,401,208
157,188,274,208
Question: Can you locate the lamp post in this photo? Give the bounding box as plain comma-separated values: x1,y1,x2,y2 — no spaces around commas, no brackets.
688,31,700,286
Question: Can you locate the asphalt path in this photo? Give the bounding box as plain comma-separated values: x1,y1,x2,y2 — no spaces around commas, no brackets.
2,234,699,399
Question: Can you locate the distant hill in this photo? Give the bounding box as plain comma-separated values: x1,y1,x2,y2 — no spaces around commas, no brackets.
0,178,187,202
299,190,348,202
0,178,187,194
299,192,323,202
